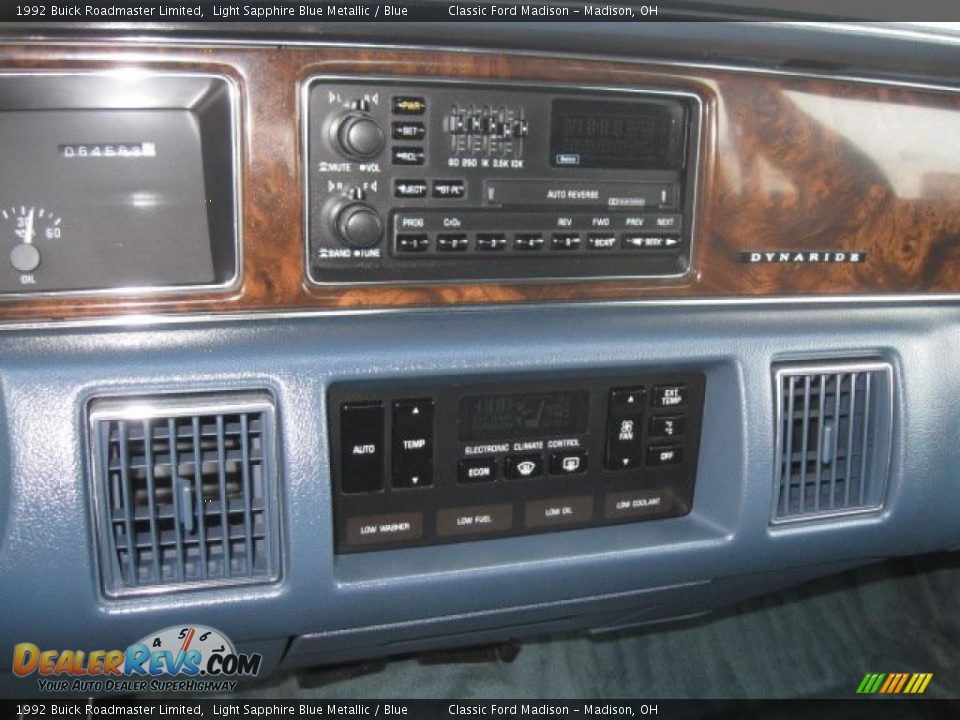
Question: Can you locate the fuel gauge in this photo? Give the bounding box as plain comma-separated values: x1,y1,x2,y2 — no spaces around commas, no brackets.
3,205,63,277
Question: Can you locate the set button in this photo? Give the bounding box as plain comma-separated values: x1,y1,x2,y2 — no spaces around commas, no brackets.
392,121,425,141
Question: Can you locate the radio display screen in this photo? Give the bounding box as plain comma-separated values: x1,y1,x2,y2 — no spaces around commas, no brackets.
459,391,589,441
550,99,686,170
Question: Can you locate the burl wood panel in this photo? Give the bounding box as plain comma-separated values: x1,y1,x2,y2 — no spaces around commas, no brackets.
1,42,959,322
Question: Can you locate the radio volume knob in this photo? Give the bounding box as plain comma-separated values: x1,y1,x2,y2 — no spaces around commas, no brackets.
330,200,383,249
331,111,385,159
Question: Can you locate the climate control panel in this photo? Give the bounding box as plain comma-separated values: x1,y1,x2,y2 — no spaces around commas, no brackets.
306,79,701,285
329,371,705,553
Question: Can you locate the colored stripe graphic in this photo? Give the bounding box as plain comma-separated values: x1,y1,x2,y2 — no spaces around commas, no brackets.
857,672,932,694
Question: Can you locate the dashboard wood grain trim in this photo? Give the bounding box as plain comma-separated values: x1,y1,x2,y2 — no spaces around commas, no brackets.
1,42,959,321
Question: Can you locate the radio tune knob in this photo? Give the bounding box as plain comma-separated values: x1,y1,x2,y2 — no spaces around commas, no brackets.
331,111,385,159
334,201,383,249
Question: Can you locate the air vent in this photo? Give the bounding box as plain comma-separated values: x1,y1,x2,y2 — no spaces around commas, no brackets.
772,361,893,524
89,392,280,597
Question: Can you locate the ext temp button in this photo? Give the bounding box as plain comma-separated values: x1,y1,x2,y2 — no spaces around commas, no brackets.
651,384,687,408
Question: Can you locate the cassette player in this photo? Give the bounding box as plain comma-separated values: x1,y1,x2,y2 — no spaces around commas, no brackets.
305,78,702,285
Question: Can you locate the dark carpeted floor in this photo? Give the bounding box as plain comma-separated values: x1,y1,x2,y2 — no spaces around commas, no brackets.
210,552,960,701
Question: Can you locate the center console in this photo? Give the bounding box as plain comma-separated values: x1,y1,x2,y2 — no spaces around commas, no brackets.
329,371,705,553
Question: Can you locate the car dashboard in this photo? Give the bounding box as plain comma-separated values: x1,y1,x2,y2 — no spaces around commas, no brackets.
0,21,959,688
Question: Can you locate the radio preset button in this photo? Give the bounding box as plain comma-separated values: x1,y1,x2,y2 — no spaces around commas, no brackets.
392,96,426,115
504,453,543,480
647,445,683,466
651,384,687,408
437,234,469,252
432,180,466,199
514,234,544,251
551,233,582,251
394,180,428,199
458,457,498,484
587,234,617,250
476,233,507,252
340,402,385,493
392,147,425,165
549,451,588,476
396,234,430,253
392,121,425,141
650,415,685,438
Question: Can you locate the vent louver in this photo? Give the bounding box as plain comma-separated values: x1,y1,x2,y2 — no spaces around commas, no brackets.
772,361,893,524
89,392,280,596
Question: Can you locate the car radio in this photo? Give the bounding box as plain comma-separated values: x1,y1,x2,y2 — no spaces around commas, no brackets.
305,79,702,284
329,371,705,553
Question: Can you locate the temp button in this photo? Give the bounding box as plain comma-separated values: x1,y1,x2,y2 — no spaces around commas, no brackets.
392,398,434,488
